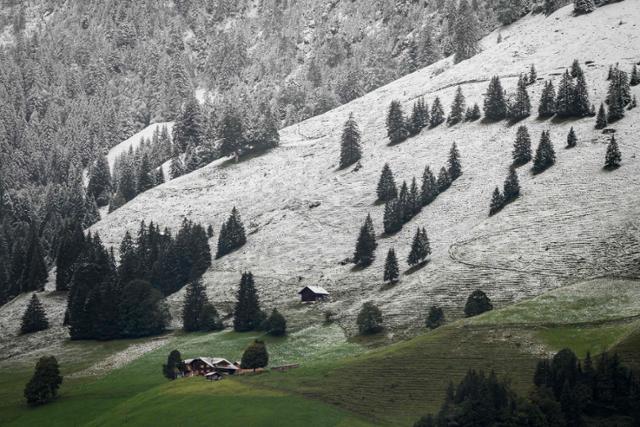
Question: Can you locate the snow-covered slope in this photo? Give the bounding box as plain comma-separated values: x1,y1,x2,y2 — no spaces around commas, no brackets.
106,122,174,172
89,2,640,332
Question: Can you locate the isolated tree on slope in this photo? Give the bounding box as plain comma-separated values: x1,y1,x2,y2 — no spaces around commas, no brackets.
408,227,431,267
448,143,462,181
426,306,445,329
216,207,246,259
604,135,621,170
566,127,578,149
512,125,532,166
357,302,383,335
448,86,466,125
21,294,49,334
386,101,408,144
529,64,538,84
503,168,521,203
384,248,399,284
233,272,262,332
453,0,481,63
631,65,640,86
489,187,504,216
241,339,269,370
595,103,608,129
410,98,429,135
509,75,531,120
533,131,556,174
538,81,557,118
377,163,398,202
573,0,595,15
339,113,362,169
24,356,63,406
163,350,184,380
264,309,287,336
437,167,452,193
353,214,377,267
483,76,508,121
421,166,439,206
430,97,446,128
464,290,493,317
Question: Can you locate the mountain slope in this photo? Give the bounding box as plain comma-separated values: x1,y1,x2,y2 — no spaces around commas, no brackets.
89,2,640,334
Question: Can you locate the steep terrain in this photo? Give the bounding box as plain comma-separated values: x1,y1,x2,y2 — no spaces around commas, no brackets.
88,2,640,334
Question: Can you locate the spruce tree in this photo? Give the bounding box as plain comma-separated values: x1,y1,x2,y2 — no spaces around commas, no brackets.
240,339,269,370
163,350,183,380
233,272,261,332
437,167,451,193
20,294,49,334
383,248,399,284
573,0,595,15
87,154,112,207
265,309,286,336
216,207,246,259
430,97,445,128
353,214,377,267
447,143,462,181
503,168,521,203
137,153,155,193
573,72,591,117
173,98,204,152
24,356,63,406
339,113,362,169
604,135,621,170
631,64,640,86
426,306,445,329
489,187,504,216
566,127,577,149
607,68,630,122
529,64,538,85
182,279,208,332
376,163,398,202
408,177,421,218
421,166,439,206
383,200,402,235
170,157,184,180
538,80,557,118
570,59,583,79
483,76,508,121
512,125,532,166
453,0,481,63
595,103,608,129
408,228,431,267
533,131,556,174
464,290,493,317
356,302,383,335
465,103,481,121
23,226,47,292
386,101,409,144
409,98,429,135
398,181,410,223
509,74,531,120
220,108,245,158
55,222,85,291
555,71,575,117
448,86,466,125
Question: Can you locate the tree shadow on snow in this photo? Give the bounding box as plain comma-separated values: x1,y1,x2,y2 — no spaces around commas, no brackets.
404,260,430,275
219,147,274,169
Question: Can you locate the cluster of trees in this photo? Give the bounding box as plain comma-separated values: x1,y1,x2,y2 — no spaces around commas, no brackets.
182,279,223,332
383,227,431,284
216,207,247,259
596,64,635,128
489,168,521,216
232,272,286,337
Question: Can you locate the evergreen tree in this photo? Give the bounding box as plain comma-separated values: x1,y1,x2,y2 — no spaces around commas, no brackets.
220,108,245,158
24,356,63,406
162,350,183,380
631,64,640,86
573,0,595,15
118,160,138,202
570,59,584,79
357,302,383,335
555,71,575,117
566,127,578,149
426,305,445,329
383,200,402,235
496,0,528,25
408,177,421,218
533,131,556,174
607,67,630,122
376,163,398,202
137,153,155,193
447,86,466,125
23,226,47,292
453,0,481,63
216,207,246,259
55,222,85,291
108,191,127,213
421,166,439,206
339,113,362,169
87,154,112,207
529,64,538,84
170,157,185,179
512,125,532,166
503,168,521,203
489,187,504,216
483,76,508,121
118,279,169,338
240,339,269,370
265,309,286,336
233,272,261,332
353,214,377,267
447,143,462,181
383,248,399,284
604,135,621,170
20,294,49,334
182,279,208,332
595,103,608,129
437,167,451,193
430,97,445,128
386,101,409,144
409,98,429,135
573,72,591,117
509,74,531,120
538,80,557,118
199,302,223,332
172,97,204,152
464,290,493,317
408,227,431,266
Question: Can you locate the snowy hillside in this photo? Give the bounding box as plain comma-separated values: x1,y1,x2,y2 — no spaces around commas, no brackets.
87,2,640,333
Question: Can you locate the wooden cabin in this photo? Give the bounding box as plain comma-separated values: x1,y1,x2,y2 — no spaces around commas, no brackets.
298,286,329,302
183,357,239,377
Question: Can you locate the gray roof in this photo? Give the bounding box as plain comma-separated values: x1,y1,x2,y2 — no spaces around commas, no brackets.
184,357,239,370
299,285,329,295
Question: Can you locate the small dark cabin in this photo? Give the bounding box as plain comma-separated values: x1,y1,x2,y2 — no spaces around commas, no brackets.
298,286,329,302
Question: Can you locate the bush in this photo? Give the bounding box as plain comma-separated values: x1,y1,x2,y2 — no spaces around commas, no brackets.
425,306,445,329
464,290,493,317
264,309,287,336
357,302,383,335
241,340,269,371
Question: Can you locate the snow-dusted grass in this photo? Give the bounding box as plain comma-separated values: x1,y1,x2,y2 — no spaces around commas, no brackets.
105,122,174,173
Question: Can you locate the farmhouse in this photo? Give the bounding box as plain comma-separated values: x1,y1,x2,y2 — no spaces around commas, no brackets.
183,357,239,377
298,286,329,302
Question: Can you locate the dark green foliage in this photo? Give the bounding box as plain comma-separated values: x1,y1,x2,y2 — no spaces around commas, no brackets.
353,214,377,267
241,339,269,370
604,134,621,170
595,103,608,129
207,225,214,238
464,290,493,317
172,98,204,153
87,154,112,207
136,153,155,194
118,280,169,338
533,131,556,174
436,167,451,193
453,0,481,63
220,108,245,157
376,163,398,202
555,71,575,118
425,305,445,329
508,74,531,120
20,294,49,334
163,350,184,380
216,207,246,259
574,0,596,15
264,308,287,336
339,113,362,169
631,65,640,86
408,228,431,267
607,67,630,122
182,279,223,332
447,143,462,181
570,59,583,79
489,187,504,216
386,101,409,144
55,222,85,291
421,166,439,206
566,127,578,148
22,226,48,293
170,157,185,180
108,191,127,213
408,178,421,218
409,98,429,135
512,125,532,166
24,356,63,407
529,64,538,84
383,199,403,235
483,76,508,121
383,248,399,284
573,72,591,117
430,97,445,128
538,80,557,118
233,272,262,332
447,86,466,125
503,168,521,206
357,302,383,335
496,0,529,25
465,103,481,121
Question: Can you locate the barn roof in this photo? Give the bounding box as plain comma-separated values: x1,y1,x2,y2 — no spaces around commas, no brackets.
298,286,329,295
184,357,239,370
